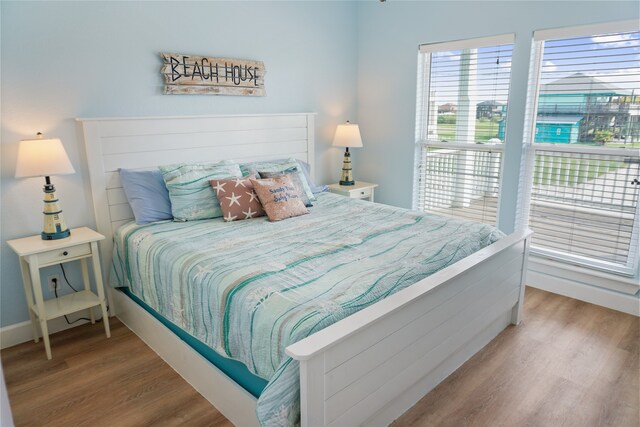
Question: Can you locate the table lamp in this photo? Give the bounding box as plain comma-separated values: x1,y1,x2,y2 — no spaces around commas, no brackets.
332,121,363,186
15,133,75,240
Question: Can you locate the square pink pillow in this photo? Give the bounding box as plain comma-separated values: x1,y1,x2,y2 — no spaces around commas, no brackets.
210,175,265,222
250,175,309,221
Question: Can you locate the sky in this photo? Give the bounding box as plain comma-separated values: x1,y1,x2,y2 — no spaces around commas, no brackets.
541,31,639,91
427,30,639,107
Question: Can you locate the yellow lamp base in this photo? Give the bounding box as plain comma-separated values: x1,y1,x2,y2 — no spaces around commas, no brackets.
42,181,71,240
339,148,355,186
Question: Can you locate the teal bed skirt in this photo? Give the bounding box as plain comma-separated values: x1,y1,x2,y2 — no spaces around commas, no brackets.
119,287,268,398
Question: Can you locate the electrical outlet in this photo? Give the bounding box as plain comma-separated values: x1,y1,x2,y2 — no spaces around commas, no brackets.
47,275,60,292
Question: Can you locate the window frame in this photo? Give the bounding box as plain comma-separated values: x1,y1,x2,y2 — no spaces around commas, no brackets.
518,20,640,276
413,33,515,226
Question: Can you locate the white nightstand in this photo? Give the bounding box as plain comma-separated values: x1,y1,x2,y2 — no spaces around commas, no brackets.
7,227,110,359
328,181,378,202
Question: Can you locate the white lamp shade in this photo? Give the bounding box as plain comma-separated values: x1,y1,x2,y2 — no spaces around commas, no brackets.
332,122,363,148
15,137,75,178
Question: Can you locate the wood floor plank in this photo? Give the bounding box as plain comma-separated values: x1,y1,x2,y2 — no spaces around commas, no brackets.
2,287,637,427
2,319,229,427
391,287,639,427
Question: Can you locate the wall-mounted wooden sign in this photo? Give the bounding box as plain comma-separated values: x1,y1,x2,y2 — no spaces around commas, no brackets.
161,53,266,96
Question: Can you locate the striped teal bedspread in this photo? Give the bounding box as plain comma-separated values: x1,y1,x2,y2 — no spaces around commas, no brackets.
111,192,503,426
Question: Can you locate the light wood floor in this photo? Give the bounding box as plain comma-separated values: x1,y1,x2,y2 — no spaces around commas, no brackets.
2,287,638,427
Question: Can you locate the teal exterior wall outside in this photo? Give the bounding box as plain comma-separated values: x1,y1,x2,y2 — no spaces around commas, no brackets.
535,122,581,143
498,118,581,143
537,93,590,115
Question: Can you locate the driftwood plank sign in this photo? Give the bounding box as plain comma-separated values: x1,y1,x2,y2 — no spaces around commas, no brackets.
161,53,266,96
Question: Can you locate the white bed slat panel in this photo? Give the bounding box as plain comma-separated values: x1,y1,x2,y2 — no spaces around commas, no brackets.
109,203,134,222
300,355,326,427
103,140,308,171
325,271,521,423
101,127,307,155
105,172,122,190
230,151,310,165
324,244,523,372
512,238,531,324
92,114,308,138
324,251,523,398
107,188,128,206
362,310,513,427
306,121,315,180
328,287,520,427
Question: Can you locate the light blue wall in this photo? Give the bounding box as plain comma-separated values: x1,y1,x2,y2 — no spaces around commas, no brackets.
355,1,638,233
0,1,358,328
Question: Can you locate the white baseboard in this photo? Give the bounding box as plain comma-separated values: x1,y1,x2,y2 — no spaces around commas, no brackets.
529,256,639,295
527,254,639,316
528,271,640,316
0,312,92,350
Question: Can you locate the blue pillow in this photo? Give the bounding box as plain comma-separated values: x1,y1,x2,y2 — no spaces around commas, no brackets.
119,169,173,224
240,158,327,196
297,160,328,194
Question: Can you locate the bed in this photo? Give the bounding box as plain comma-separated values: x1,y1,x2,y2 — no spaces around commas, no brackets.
78,113,532,427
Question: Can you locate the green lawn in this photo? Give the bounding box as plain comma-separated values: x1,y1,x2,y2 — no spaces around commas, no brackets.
533,156,624,186
437,119,501,142
604,142,640,148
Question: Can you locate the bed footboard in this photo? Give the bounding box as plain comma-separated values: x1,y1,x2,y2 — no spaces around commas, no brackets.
286,230,532,427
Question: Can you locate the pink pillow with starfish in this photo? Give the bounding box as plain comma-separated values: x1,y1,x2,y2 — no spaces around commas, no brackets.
209,175,266,222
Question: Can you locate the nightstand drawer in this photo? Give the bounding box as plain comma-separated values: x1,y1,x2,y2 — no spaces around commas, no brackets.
353,187,372,199
36,243,91,265
328,181,377,202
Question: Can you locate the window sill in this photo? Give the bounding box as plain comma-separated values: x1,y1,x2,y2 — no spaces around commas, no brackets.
528,254,639,295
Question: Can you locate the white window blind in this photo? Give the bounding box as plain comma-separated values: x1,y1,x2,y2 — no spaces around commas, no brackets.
521,23,640,275
414,35,514,225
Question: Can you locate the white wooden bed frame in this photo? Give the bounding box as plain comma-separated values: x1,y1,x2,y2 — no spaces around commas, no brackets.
78,113,532,427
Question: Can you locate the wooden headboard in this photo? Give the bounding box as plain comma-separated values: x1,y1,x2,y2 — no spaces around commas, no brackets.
78,113,316,280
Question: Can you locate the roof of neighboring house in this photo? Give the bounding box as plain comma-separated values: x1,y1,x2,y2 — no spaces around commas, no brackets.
540,73,632,96
476,100,504,106
536,115,584,125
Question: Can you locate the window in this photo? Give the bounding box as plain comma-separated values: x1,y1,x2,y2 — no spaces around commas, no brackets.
413,34,514,225
520,21,639,275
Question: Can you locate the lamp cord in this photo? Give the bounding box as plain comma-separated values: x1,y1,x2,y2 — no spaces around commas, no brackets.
60,263,80,292
54,263,109,325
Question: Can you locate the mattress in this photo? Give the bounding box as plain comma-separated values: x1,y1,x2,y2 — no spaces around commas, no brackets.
111,192,503,426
